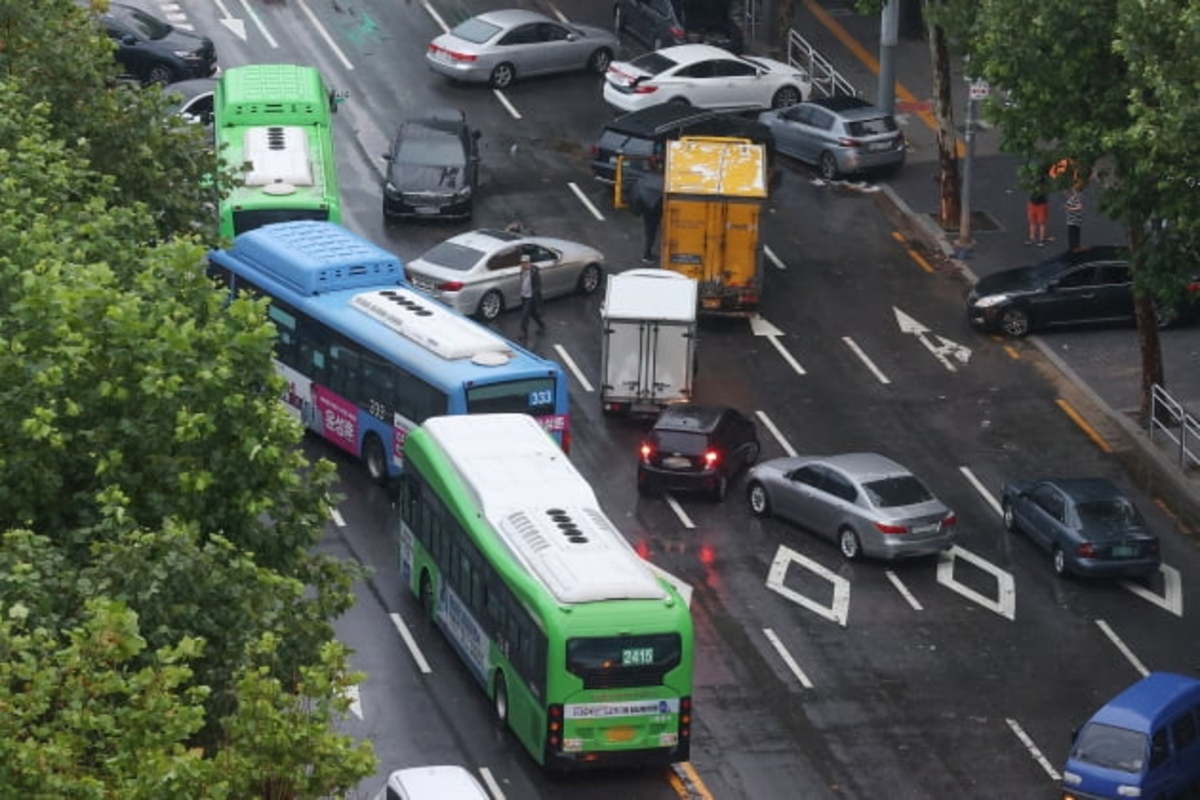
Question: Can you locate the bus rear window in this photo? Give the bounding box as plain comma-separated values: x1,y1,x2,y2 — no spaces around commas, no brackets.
233,208,329,235
467,378,555,416
567,634,682,689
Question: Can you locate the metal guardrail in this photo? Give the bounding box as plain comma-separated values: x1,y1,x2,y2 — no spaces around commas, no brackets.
1149,383,1200,471
786,28,861,99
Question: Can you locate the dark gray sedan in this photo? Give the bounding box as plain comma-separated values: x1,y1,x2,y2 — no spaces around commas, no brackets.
746,453,957,561
1001,478,1160,577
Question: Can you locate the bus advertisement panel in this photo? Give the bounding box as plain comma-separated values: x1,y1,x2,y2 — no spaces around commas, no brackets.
397,413,694,769
207,222,570,482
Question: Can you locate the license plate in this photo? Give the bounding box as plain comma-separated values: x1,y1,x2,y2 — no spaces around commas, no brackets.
662,456,691,470
1112,545,1136,558
912,524,939,535
606,726,636,743
870,141,892,152
414,205,439,214
701,297,721,309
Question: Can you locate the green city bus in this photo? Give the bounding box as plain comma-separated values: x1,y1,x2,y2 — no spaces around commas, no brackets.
214,63,342,239
396,413,694,769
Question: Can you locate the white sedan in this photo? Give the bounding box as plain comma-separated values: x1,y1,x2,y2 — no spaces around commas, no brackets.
603,44,811,114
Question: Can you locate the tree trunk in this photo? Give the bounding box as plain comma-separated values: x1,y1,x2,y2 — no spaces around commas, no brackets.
925,2,960,229
1129,224,1165,423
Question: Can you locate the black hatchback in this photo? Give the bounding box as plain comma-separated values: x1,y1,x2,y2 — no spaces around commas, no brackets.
382,109,480,222
99,2,217,85
638,405,760,500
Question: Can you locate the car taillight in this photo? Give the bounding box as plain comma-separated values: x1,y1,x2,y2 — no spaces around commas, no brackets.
640,443,653,462
428,43,476,62
436,280,464,291
942,512,957,527
703,450,719,467
547,704,563,751
1077,542,1096,558
668,26,685,39
679,696,692,739
875,522,908,534
837,137,863,148
633,84,659,94
1188,280,1200,292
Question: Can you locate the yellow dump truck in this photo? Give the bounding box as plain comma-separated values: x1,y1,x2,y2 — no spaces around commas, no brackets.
661,136,767,315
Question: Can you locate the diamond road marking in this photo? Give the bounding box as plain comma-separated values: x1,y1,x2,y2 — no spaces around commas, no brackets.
766,545,850,627
1121,564,1183,617
937,545,1015,620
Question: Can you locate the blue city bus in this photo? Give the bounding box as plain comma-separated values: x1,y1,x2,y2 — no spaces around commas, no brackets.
207,221,570,482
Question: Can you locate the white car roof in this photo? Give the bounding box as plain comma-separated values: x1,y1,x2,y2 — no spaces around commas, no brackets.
655,43,739,64
387,766,489,800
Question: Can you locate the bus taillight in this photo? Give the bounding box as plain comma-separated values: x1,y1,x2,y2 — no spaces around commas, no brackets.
547,703,564,750
679,696,692,739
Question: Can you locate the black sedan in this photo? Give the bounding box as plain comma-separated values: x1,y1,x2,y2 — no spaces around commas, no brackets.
1001,478,1160,578
382,109,479,222
967,246,1199,336
99,2,217,84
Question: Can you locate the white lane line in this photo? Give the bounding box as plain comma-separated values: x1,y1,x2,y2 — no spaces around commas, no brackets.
885,570,923,611
841,336,891,384
421,0,449,33
664,494,695,529
493,89,523,120
959,465,1002,517
767,336,807,375
755,410,797,457
567,181,605,221
1095,619,1149,677
762,628,814,688
389,612,432,674
174,22,195,30
296,0,354,70
763,244,787,270
479,767,506,800
329,507,346,527
1006,718,1061,781
237,0,278,48
546,2,569,23
552,344,594,392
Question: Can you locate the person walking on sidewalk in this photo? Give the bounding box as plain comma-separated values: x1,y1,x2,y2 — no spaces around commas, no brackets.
1064,181,1085,251
519,253,545,338
1025,173,1051,247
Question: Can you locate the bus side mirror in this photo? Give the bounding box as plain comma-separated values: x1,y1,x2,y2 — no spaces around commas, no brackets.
328,89,349,113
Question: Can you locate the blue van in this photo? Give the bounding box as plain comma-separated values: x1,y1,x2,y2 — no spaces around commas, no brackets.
1062,672,1200,800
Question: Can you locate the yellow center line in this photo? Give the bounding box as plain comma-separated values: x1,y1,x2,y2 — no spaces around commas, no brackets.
1002,345,1020,360
890,230,907,243
680,762,716,800
1055,398,1113,453
667,770,690,799
905,246,934,273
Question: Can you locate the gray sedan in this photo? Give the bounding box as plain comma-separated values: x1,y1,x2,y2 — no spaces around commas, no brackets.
758,95,905,180
425,9,618,89
746,453,957,560
405,228,606,320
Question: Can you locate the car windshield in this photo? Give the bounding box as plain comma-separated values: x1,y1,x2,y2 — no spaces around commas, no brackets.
631,52,678,76
112,5,172,39
1076,499,1140,527
1071,723,1146,773
450,18,500,43
847,116,897,136
863,476,934,507
418,241,484,271
652,430,708,455
397,128,464,167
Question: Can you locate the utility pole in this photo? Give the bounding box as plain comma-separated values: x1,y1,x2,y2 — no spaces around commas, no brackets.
957,77,988,250
878,0,899,114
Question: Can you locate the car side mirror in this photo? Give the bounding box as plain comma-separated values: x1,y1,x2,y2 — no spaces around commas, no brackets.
566,32,578,41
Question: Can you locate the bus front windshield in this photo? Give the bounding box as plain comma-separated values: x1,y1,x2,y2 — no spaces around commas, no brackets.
466,377,556,417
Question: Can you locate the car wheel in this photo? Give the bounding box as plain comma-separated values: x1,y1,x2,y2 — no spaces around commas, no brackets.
362,433,388,486
771,86,802,108
476,290,503,321
712,473,729,502
588,48,613,74
747,481,770,517
1002,502,1018,533
577,263,603,294
613,5,623,34
493,672,508,723
1000,307,1031,337
145,63,175,85
1052,546,1066,577
419,571,435,620
838,527,861,560
818,151,839,181
490,62,516,89
744,441,761,467
668,96,690,106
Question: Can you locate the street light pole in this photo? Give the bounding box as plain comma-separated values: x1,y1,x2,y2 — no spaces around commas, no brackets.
957,80,984,250
878,0,899,114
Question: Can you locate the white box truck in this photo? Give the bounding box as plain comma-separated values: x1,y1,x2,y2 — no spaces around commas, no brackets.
600,269,698,414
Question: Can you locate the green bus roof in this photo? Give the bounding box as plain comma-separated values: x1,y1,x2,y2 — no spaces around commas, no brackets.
216,64,331,128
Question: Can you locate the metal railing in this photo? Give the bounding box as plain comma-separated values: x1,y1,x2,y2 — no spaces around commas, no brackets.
786,28,861,99
1149,383,1200,471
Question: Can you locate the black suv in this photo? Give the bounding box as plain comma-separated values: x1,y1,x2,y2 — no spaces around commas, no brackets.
591,105,775,185
638,405,760,500
614,0,744,53
98,2,217,84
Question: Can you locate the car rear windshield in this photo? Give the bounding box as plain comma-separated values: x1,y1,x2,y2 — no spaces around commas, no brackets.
567,634,682,689
466,378,556,416
652,430,708,455
1076,499,1140,526
450,18,500,44
418,242,484,271
863,476,933,507
847,116,898,136
1071,723,1146,773
630,52,678,76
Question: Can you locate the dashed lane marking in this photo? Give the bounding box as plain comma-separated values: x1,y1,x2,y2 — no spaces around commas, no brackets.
1095,619,1149,677
493,89,523,120
1006,718,1061,781
958,465,1002,517
237,0,278,48
329,507,346,527
1003,344,1021,360
885,570,923,611
755,410,797,457
479,767,506,800
567,181,605,220
546,2,569,23
1055,398,1113,453
762,628,814,688
665,494,696,529
890,230,906,243
763,244,787,270
389,611,433,674
297,0,354,70
841,336,891,384
421,0,449,33
552,343,594,392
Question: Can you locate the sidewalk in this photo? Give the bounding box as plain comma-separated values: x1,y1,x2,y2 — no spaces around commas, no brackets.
781,0,1200,520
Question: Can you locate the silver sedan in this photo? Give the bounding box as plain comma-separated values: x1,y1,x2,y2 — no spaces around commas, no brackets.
426,9,619,89
746,453,957,560
405,228,606,320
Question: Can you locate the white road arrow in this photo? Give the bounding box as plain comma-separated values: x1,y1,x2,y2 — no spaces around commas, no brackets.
749,315,806,376
213,0,247,40
894,306,972,373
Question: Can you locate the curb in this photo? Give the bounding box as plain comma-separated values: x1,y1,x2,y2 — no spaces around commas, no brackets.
874,182,1200,531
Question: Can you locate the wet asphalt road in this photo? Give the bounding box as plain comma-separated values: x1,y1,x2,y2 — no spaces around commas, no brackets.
170,0,1200,796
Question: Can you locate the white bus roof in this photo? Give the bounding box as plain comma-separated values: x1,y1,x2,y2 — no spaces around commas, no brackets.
422,414,667,605
603,269,697,322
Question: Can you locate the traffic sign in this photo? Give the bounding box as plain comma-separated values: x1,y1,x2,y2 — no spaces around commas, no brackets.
969,80,991,100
